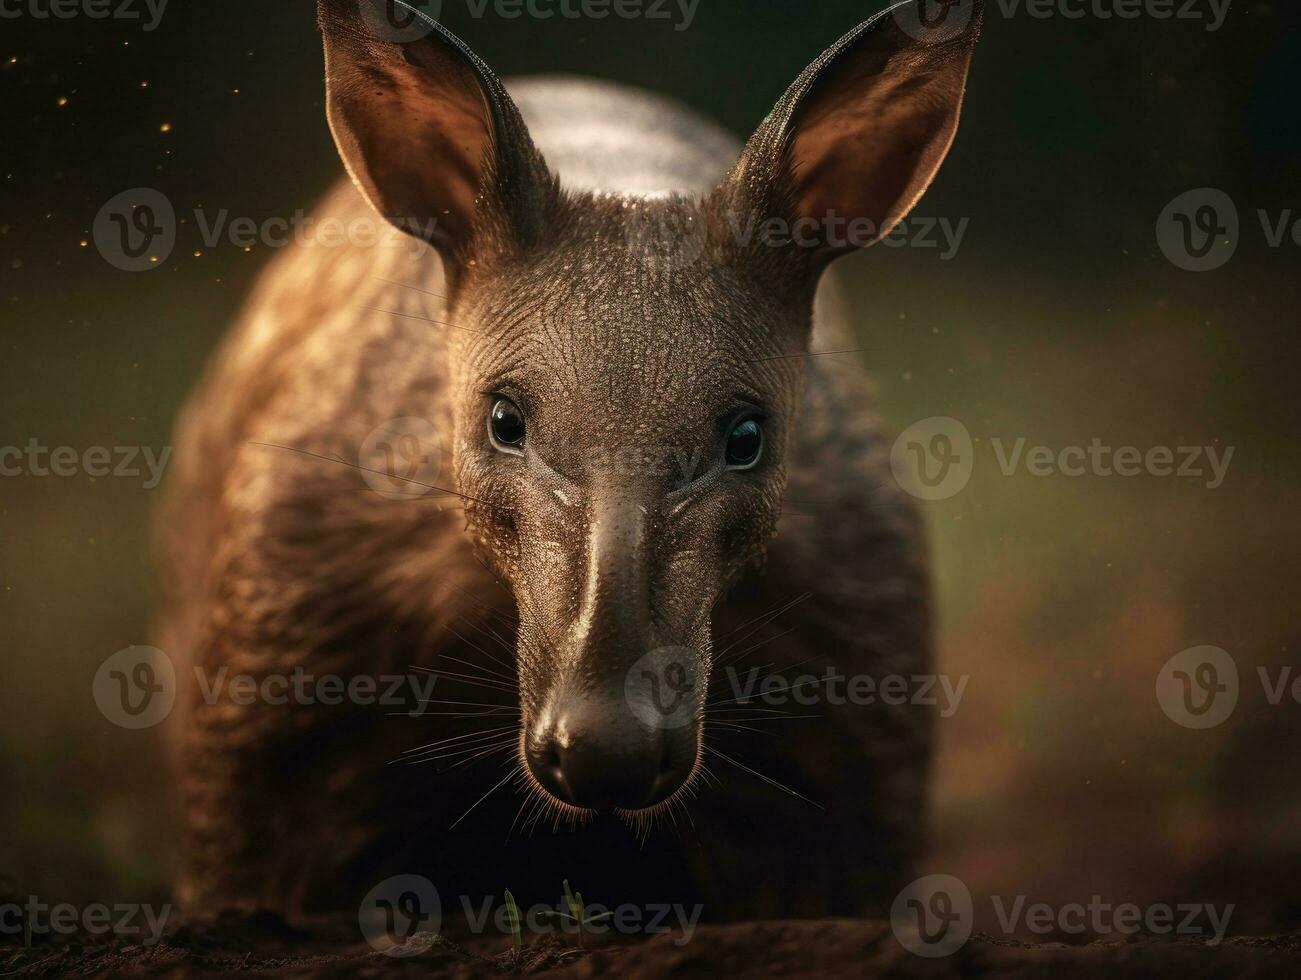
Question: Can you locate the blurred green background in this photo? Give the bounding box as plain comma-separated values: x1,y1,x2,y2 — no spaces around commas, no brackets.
2,0,1299,932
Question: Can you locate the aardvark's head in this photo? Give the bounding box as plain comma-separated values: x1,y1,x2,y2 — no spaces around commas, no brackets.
319,0,981,816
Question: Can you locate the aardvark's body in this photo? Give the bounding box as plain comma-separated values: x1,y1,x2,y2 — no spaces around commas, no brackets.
159,0,980,920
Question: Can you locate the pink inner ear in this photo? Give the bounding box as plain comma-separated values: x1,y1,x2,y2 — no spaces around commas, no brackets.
784,44,969,247
326,32,496,254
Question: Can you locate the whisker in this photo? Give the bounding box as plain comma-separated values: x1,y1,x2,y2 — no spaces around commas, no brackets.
707,715,819,724
442,739,518,770
446,581,517,629
705,721,771,735
457,615,516,658
443,627,516,679
714,625,800,669
409,737,519,766
709,654,821,689
469,555,560,658
448,768,516,830
750,347,873,363
401,739,519,765
367,306,479,333
372,275,449,301
705,747,823,810
409,665,517,694
249,441,488,505
696,762,720,789
506,578,564,662
437,648,516,684
506,795,531,844
400,725,520,756
387,708,515,718
405,744,512,768
413,698,518,711
709,674,834,707
714,591,811,652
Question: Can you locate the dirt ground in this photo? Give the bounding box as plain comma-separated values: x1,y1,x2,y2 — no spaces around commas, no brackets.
4,912,1301,979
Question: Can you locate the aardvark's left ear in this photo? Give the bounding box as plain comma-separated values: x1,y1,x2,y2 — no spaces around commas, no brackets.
717,0,984,270
317,0,556,278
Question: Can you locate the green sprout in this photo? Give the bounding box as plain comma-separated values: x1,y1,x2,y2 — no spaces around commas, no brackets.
539,880,613,949
504,888,523,955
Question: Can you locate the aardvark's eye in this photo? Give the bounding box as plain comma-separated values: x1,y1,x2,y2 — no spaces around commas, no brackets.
489,397,526,453
724,415,764,470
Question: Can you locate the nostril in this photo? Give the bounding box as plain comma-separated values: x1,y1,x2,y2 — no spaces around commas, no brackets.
648,730,695,802
526,733,573,803
538,745,563,780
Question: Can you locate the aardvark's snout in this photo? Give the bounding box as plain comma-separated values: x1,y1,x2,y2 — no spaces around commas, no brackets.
517,489,707,812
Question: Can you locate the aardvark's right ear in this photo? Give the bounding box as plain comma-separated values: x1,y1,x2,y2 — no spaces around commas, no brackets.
718,0,983,272
317,0,555,275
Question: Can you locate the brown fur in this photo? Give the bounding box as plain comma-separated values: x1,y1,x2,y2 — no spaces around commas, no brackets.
158,0,981,920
